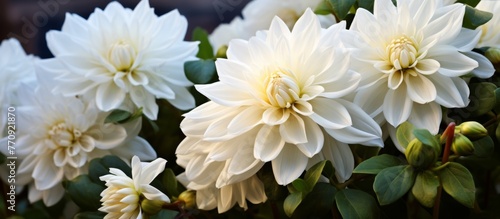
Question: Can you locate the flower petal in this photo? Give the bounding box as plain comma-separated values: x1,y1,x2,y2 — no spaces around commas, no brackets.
254,125,285,162
309,98,352,129
272,145,308,185
95,82,126,111
405,73,436,104
383,84,413,127
279,113,307,144
408,102,442,134
295,117,324,158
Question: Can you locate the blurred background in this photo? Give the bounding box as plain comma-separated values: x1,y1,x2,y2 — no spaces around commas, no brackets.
0,0,252,58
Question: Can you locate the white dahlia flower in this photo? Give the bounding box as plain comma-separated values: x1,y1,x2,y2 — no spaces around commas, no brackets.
4,63,156,206
0,38,36,137
476,0,500,48
345,0,494,136
178,8,382,196
210,0,336,52
45,0,198,120
100,156,169,219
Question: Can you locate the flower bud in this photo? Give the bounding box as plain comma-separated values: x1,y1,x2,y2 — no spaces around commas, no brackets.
486,47,500,64
457,121,488,140
216,45,228,59
141,198,166,215
405,138,438,170
451,134,475,156
177,190,196,209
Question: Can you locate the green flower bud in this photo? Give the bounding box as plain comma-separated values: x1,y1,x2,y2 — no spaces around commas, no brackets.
486,47,500,64
452,133,475,156
457,121,488,140
178,190,196,209
215,45,228,59
405,138,438,170
141,198,166,215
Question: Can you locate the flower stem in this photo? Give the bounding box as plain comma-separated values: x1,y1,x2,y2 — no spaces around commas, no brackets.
433,122,455,219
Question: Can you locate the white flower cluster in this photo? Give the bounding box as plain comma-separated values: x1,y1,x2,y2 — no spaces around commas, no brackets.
0,0,497,217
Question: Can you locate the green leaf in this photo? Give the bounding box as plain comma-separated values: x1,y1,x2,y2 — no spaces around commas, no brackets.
74,211,106,219
149,209,179,219
292,178,309,193
88,155,131,186
104,109,131,124
413,129,440,149
462,5,493,29
411,170,440,208
353,154,402,174
315,0,334,15
191,27,214,59
494,88,500,113
184,60,216,84
439,162,476,208
304,160,330,188
328,0,357,20
291,183,337,218
65,175,106,211
456,0,480,7
336,189,379,219
467,82,497,117
396,122,415,150
162,168,180,197
284,192,303,217
473,136,494,158
373,165,416,205
357,0,374,12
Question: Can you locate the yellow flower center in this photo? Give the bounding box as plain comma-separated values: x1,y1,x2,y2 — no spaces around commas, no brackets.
387,36,418,70
266,70,300,108
108,40,136,72
48,123,80,147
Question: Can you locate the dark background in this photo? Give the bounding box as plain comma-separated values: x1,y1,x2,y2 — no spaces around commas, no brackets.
0,0,251,58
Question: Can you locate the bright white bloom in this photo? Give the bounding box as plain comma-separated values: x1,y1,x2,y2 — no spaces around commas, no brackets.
210,0,336,52
177,9,382,204
45,0,198,120
476,0,500,48
177,157,267,213
100,156,169,219
0,38,36,136
345,0,495,137
3,63,156,206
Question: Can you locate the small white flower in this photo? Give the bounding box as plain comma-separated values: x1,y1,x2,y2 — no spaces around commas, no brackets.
100,156,169,219
45,0,198,120
476,0,500,48
210,0,336,51
344,0,494,138
177,9,382,200
3,63,156,206
0,38,36,136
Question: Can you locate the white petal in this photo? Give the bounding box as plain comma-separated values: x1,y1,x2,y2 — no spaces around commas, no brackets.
33,156,64,190
309,98,352,129
408,102,442,134
383,84,413,127
405,74,437,104
138,158,167,185
429,46,478,77
111,137,157,161
227,107,263,136
325,99,383,146
254,125,285,162
296,117,324,158
196,83,255,107
321,136,354,183
130,86,158,120
319,70,361,99
272,145,308,185
462,51,495,79
95,82,126,111
353,79,386,118
429,74,469,108
89,124,127,149
279,113,307,144
415,59,440,75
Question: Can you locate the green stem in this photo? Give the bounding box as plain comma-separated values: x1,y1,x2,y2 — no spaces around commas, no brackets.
433,122,455,219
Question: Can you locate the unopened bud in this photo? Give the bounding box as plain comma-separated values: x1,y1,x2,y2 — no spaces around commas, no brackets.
486,47,500,64
452,134,475,156
457,121,488,140
141,198,166,215
215,45,228,59
177,190,196,209
405,138,438,170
